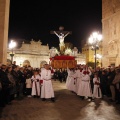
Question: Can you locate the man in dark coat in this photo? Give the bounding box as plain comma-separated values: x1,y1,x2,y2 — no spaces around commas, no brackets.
108,68,116,102
0,65,11,105
100,70,107,97
58,69,63,83
11,65,20,98
17,67,26,96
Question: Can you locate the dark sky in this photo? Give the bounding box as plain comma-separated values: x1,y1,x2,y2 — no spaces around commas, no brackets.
8,0,102,52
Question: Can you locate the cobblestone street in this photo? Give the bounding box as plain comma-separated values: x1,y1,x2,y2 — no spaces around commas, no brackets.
0,80,120,120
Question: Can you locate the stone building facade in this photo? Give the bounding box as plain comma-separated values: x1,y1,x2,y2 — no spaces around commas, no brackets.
7,40,50,68
102,0,120,67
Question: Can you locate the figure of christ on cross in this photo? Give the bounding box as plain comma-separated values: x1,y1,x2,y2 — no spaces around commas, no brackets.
53,31,70,45
50,26,72,54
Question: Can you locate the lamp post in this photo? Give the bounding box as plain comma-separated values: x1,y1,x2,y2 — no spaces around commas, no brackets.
88,32,102,71
96,54,102,67
9,40,16,64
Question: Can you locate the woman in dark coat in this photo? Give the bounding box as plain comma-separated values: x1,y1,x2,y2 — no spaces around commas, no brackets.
7,66,16,101
100,70,107,97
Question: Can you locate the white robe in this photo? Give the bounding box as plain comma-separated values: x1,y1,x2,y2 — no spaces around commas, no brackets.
66,68,72,89
67,71,77,93
41,69,54,98
93,77,102,98
77,74,92,97
31,75,41,96
75,70,82,94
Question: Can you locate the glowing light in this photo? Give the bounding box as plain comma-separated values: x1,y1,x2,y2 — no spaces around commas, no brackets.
97,34,102,41
94,54,102,59
92,32,98,38
9,40,16,49
88,36,93,44
88,32,102,45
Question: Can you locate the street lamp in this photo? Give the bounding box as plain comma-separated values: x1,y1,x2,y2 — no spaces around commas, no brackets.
95,54,102,67
9,40,16,64
88,32,102,71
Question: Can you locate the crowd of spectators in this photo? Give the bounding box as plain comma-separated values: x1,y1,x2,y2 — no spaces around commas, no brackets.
0,63,33,107
90,66,120,104
0,63,120,108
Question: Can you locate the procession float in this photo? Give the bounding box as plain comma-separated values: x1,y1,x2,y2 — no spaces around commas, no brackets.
50,26,77,69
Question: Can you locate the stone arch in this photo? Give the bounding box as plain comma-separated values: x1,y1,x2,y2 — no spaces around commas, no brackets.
23,60,31,67
40,61,47,68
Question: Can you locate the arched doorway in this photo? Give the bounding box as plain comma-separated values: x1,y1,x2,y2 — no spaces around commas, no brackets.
40,61,47,68
23,60,31,67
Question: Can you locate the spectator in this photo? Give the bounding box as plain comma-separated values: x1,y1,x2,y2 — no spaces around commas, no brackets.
11,65,20,98
108,67,116,102
0,65,11,105
100,70,107,97
18,67,26,96
112,69,120,104
7,66,16,101
26,74,32,97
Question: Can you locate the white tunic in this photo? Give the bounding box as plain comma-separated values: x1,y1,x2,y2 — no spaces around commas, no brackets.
93,77,102,98
41,69,54,98
41,67,45,72
31,75,41,96
75,69,82,94
67,71,77,93
66,68,72,89
77,74,92,97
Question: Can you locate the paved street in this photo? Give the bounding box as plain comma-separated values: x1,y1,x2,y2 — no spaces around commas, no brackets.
0,80,120,120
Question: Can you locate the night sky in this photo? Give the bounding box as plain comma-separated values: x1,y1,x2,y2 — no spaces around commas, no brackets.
8,0,102,52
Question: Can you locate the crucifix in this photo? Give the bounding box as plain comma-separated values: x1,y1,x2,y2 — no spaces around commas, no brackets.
50,26,72,54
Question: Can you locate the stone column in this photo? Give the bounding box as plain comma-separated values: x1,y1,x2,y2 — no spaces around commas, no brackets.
0,0,10,64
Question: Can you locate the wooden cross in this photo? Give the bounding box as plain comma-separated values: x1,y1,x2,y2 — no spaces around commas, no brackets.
50,26,72,38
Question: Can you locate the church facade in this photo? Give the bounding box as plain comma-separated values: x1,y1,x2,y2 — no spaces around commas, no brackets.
102,0,120,67
7,40,86,68
7,40,50,68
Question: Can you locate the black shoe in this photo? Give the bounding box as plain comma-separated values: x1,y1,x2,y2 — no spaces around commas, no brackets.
7,102,12,105
80,96,84,100
109,99,116,102
33,95,37,98
51,99,55,102
42,98,46,101
91,99,95,102
0,104,5,107
51,98,55,102
116,101,120,104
